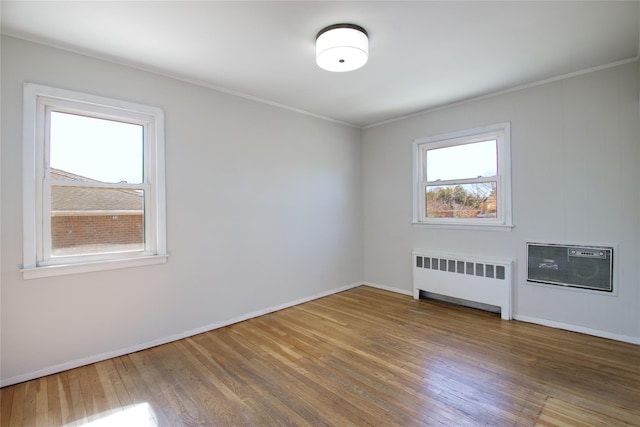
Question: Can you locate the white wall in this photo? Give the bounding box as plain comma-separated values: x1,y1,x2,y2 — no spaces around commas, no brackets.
363,61,640,343
0,36,363,385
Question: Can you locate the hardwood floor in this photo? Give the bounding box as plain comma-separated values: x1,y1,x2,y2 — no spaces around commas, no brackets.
2,286,639,426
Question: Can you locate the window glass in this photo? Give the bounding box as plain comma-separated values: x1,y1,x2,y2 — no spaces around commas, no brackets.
425,140,496,182
50,112,144,184
50,185,145,257
425,182,497,219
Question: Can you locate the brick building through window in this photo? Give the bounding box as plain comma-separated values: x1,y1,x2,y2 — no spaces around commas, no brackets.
50,168,144,255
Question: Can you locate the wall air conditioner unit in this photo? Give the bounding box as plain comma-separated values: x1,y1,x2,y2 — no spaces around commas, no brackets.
526,243,613,292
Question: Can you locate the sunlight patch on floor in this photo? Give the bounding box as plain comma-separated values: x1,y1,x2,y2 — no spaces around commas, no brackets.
72,403,158,427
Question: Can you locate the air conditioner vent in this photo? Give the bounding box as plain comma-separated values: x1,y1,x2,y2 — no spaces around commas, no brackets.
526,243,613,292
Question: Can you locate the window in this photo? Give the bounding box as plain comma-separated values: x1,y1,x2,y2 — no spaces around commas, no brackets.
22,84,167,278
413,122,512,230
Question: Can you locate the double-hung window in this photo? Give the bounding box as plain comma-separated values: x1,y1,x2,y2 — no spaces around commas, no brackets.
413,122,513,230
22,84,167,278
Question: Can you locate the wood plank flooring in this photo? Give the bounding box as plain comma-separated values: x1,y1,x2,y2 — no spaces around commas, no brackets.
1,286,639,426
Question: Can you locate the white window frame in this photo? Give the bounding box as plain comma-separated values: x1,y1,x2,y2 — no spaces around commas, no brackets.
22,84,167,279
412,122,513,231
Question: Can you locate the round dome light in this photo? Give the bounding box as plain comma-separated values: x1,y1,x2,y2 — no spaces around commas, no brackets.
316,24,368,72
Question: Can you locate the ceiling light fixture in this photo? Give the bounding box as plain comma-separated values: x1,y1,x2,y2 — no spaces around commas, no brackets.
316,23,368,72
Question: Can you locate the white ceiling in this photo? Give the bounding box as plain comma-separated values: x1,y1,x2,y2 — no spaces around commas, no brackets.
2,1,639,127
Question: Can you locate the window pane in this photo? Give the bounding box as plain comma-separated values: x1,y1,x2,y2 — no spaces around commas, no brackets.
51,186,144,256
50,112,143,184
426,140,497,182
426,182,497,218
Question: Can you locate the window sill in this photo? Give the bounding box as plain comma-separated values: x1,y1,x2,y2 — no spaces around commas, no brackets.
412,221,514,232
21,255,168,279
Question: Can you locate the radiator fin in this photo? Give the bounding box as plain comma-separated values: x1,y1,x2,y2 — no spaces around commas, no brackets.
416,255,505,280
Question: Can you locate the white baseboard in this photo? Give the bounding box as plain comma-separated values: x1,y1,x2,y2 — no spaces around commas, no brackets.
514,314,640,345
362,281,413,296
0,282,363,388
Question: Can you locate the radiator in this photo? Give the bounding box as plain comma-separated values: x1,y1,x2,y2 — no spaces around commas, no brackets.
412,251,514,320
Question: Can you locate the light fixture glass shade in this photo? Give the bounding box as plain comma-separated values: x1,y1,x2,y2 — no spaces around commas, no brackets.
316,24,368,72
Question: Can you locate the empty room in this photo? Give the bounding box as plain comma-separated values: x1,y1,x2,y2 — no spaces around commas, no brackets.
1,1,639,426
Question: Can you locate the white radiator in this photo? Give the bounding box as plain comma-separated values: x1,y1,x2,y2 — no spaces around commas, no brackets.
412,251,514,320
